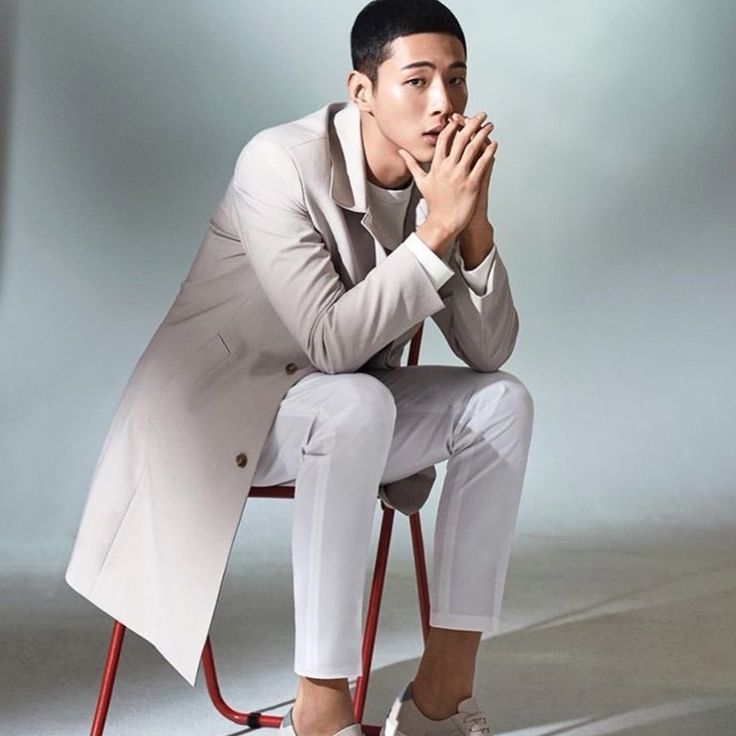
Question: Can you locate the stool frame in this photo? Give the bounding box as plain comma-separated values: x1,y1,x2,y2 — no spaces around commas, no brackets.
89,325,431,736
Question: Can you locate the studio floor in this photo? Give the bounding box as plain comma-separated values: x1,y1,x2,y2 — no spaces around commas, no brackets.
2,516,735,736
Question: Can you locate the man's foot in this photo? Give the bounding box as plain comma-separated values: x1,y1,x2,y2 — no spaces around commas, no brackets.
279,705,364,736
379,681,494,736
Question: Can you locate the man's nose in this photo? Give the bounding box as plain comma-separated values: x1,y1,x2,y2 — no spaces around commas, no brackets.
430,85,456,118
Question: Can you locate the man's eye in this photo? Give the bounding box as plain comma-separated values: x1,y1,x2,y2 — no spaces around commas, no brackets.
406,77,466,87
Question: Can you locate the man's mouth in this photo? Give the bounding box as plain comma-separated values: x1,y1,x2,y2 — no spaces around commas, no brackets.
425,122,447,134
423,121,448,144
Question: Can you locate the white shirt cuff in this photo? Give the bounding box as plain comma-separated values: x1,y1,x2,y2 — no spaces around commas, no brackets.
453,244,496,296
404,231,454,290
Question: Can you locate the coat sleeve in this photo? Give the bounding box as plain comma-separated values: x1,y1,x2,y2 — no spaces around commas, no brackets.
415,200,520,373
229,134,448,374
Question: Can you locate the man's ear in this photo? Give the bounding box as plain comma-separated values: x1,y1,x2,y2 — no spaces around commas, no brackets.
348,70,374,112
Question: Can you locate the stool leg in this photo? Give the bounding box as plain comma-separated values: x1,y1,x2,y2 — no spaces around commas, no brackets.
202,637,283,728
90,620,126,736
353,501,395,724
85,505,431,735
409,511,431,644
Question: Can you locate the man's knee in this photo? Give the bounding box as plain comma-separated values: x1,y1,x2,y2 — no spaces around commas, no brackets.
474,371,534,429
319,372,397,433
499,372,534,421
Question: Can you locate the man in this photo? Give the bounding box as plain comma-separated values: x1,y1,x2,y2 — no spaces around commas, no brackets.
65,1,533,735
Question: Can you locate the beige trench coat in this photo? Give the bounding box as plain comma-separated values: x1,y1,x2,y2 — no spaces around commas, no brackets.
65,99,519,687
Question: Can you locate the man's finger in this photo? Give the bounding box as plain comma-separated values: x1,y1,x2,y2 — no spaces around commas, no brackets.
453,113,494,142
397,148,424,180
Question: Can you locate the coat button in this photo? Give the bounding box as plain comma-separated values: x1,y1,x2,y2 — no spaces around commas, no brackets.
235,452,248,468
285,362,298,374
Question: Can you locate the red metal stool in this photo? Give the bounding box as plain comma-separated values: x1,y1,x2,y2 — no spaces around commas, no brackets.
89,325,432,736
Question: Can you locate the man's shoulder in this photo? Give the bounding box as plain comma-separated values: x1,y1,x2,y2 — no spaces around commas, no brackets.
244,100,345,161
232,100,347,196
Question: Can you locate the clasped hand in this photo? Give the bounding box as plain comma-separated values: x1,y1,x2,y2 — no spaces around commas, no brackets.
398,111,497,238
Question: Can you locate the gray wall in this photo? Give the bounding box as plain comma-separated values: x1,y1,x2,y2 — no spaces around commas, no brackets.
1,0,734,566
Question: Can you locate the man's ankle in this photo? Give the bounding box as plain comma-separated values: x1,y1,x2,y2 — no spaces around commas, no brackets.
291,700,356,736
410,679,467,720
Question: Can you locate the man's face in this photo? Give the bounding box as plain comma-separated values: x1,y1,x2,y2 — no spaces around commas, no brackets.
368,32,469,163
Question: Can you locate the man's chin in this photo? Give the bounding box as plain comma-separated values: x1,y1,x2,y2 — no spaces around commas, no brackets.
418,156,432,172
405,146,432,168
396,143,432,169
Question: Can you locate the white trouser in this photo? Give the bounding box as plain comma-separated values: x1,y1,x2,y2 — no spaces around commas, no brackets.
250,364,534,679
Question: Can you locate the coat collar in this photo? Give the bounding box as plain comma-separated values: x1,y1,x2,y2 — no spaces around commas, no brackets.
329,99,370,213
328,99,429,259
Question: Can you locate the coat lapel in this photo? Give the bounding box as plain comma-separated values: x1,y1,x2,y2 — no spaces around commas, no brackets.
329,100,425,285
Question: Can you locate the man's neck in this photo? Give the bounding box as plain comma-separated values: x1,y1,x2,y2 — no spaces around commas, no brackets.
361,112,413,190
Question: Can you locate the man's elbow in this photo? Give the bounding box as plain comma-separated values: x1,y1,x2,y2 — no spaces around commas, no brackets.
476,308,520,373
306,325,363,375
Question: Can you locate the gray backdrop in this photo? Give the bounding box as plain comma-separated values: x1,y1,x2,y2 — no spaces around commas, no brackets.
1,0,734,565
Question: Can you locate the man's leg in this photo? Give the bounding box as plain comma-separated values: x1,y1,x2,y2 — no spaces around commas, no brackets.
252,370,399,736
367,364,534,719
252,365,534,729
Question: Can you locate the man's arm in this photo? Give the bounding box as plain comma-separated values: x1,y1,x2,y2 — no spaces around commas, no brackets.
407,226,496,296
229,135,449,374
413,202,519,373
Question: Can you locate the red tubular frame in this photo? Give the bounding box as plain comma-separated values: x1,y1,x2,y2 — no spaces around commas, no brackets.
88,325,430,736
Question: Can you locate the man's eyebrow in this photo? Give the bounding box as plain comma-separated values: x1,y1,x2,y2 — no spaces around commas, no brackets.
400,60,467,71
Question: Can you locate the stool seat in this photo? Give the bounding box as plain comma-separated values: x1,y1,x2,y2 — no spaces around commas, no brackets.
379,464,437,516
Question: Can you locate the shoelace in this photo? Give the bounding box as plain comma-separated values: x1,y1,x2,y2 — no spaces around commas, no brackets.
460,712,492,736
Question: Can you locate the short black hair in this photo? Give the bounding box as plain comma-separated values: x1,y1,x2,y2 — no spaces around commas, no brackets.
350,0,467,90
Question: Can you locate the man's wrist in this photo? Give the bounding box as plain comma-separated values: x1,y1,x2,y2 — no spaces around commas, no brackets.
458,221,494,269
459,218,493,244
416,217,456,258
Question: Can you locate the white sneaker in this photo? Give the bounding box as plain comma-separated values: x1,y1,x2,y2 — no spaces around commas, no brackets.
279,706,365,736
380,681,494,736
